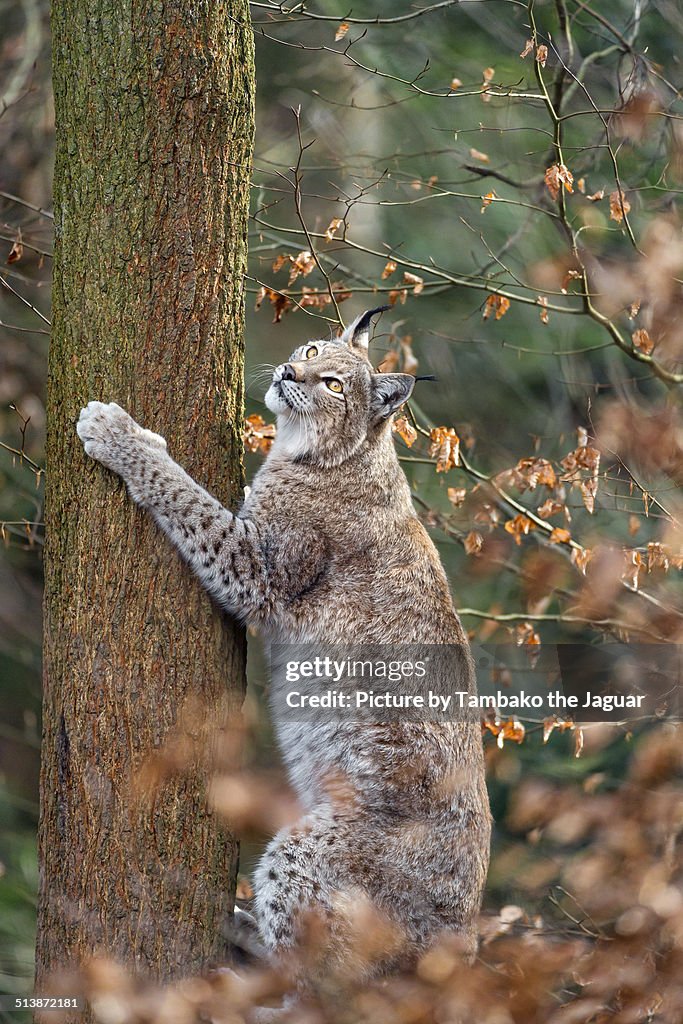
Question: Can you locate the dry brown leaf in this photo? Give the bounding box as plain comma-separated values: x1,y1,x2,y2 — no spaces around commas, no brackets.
392,415,417,448
7,233,23,264
536,44,548,67
509,457,556,492
481,190,497,212
324,217,343,241
381,259,398,280
574,728,584,758
244,414,276,455
628,515,641,537
514,622,541,665
450,77,463,90
549,527,571,544
255,286,292,322
504,514,536,545
469,147,489,163
389,288,408,306
335,22,349,41
447,487,467,508
520,39,534,58
632,328,654,355
544,163,574,200
537,498,564,519
537,295,549,324
561,269,582,294
576,177,586,193
400,336,418,374
483,714,526,748
586,188,605,202
622,549,645,590
403,271,424,294
271,254,288,273
571,546,592,575
483,294,511,320
542,716,575,744
628,300,641,319
481,66,495,102
464,530,484,555
609,189,631,223
429,426,461,471
288,250,316,284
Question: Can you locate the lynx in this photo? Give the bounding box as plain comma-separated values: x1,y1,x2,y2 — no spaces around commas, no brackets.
76,307,491,985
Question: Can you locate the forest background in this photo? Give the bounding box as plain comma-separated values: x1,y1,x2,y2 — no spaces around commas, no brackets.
1,0,682,1020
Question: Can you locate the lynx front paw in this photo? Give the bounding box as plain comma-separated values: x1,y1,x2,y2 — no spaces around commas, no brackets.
77,401,167,474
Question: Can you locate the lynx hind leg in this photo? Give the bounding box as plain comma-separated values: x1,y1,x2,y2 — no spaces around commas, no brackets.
227,906,268,963
253,815,403,984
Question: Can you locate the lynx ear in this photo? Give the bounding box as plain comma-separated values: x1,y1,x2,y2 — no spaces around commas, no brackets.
371,373,415,422
340,305,390,352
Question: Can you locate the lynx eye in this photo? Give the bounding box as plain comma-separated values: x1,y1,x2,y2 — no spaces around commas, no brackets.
326,379,343,394
305,345,318,359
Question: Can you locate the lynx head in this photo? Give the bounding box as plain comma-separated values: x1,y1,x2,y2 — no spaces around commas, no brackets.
265,307,415,466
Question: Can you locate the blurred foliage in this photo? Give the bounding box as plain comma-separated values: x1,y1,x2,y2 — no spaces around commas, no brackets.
1,0,682,1016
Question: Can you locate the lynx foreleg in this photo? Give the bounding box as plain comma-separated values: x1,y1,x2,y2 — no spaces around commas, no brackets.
77,402,268,617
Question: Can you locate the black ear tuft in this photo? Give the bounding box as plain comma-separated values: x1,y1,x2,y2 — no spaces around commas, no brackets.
370,372,415,422
340,306,391,352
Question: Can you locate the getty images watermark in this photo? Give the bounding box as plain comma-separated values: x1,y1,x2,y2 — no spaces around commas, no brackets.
268,643,683,723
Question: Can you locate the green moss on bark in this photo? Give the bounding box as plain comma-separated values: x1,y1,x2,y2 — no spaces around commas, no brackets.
37,0,254,998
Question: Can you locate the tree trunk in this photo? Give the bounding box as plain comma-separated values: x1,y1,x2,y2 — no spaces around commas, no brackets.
36,0,254,1001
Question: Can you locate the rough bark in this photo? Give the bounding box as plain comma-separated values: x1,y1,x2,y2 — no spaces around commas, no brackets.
37,0,254,1000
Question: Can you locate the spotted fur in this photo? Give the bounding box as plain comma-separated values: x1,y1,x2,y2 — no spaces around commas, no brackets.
76,309,491,984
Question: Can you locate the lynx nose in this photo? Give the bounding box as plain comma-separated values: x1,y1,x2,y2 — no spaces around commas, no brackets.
280,363,297,381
